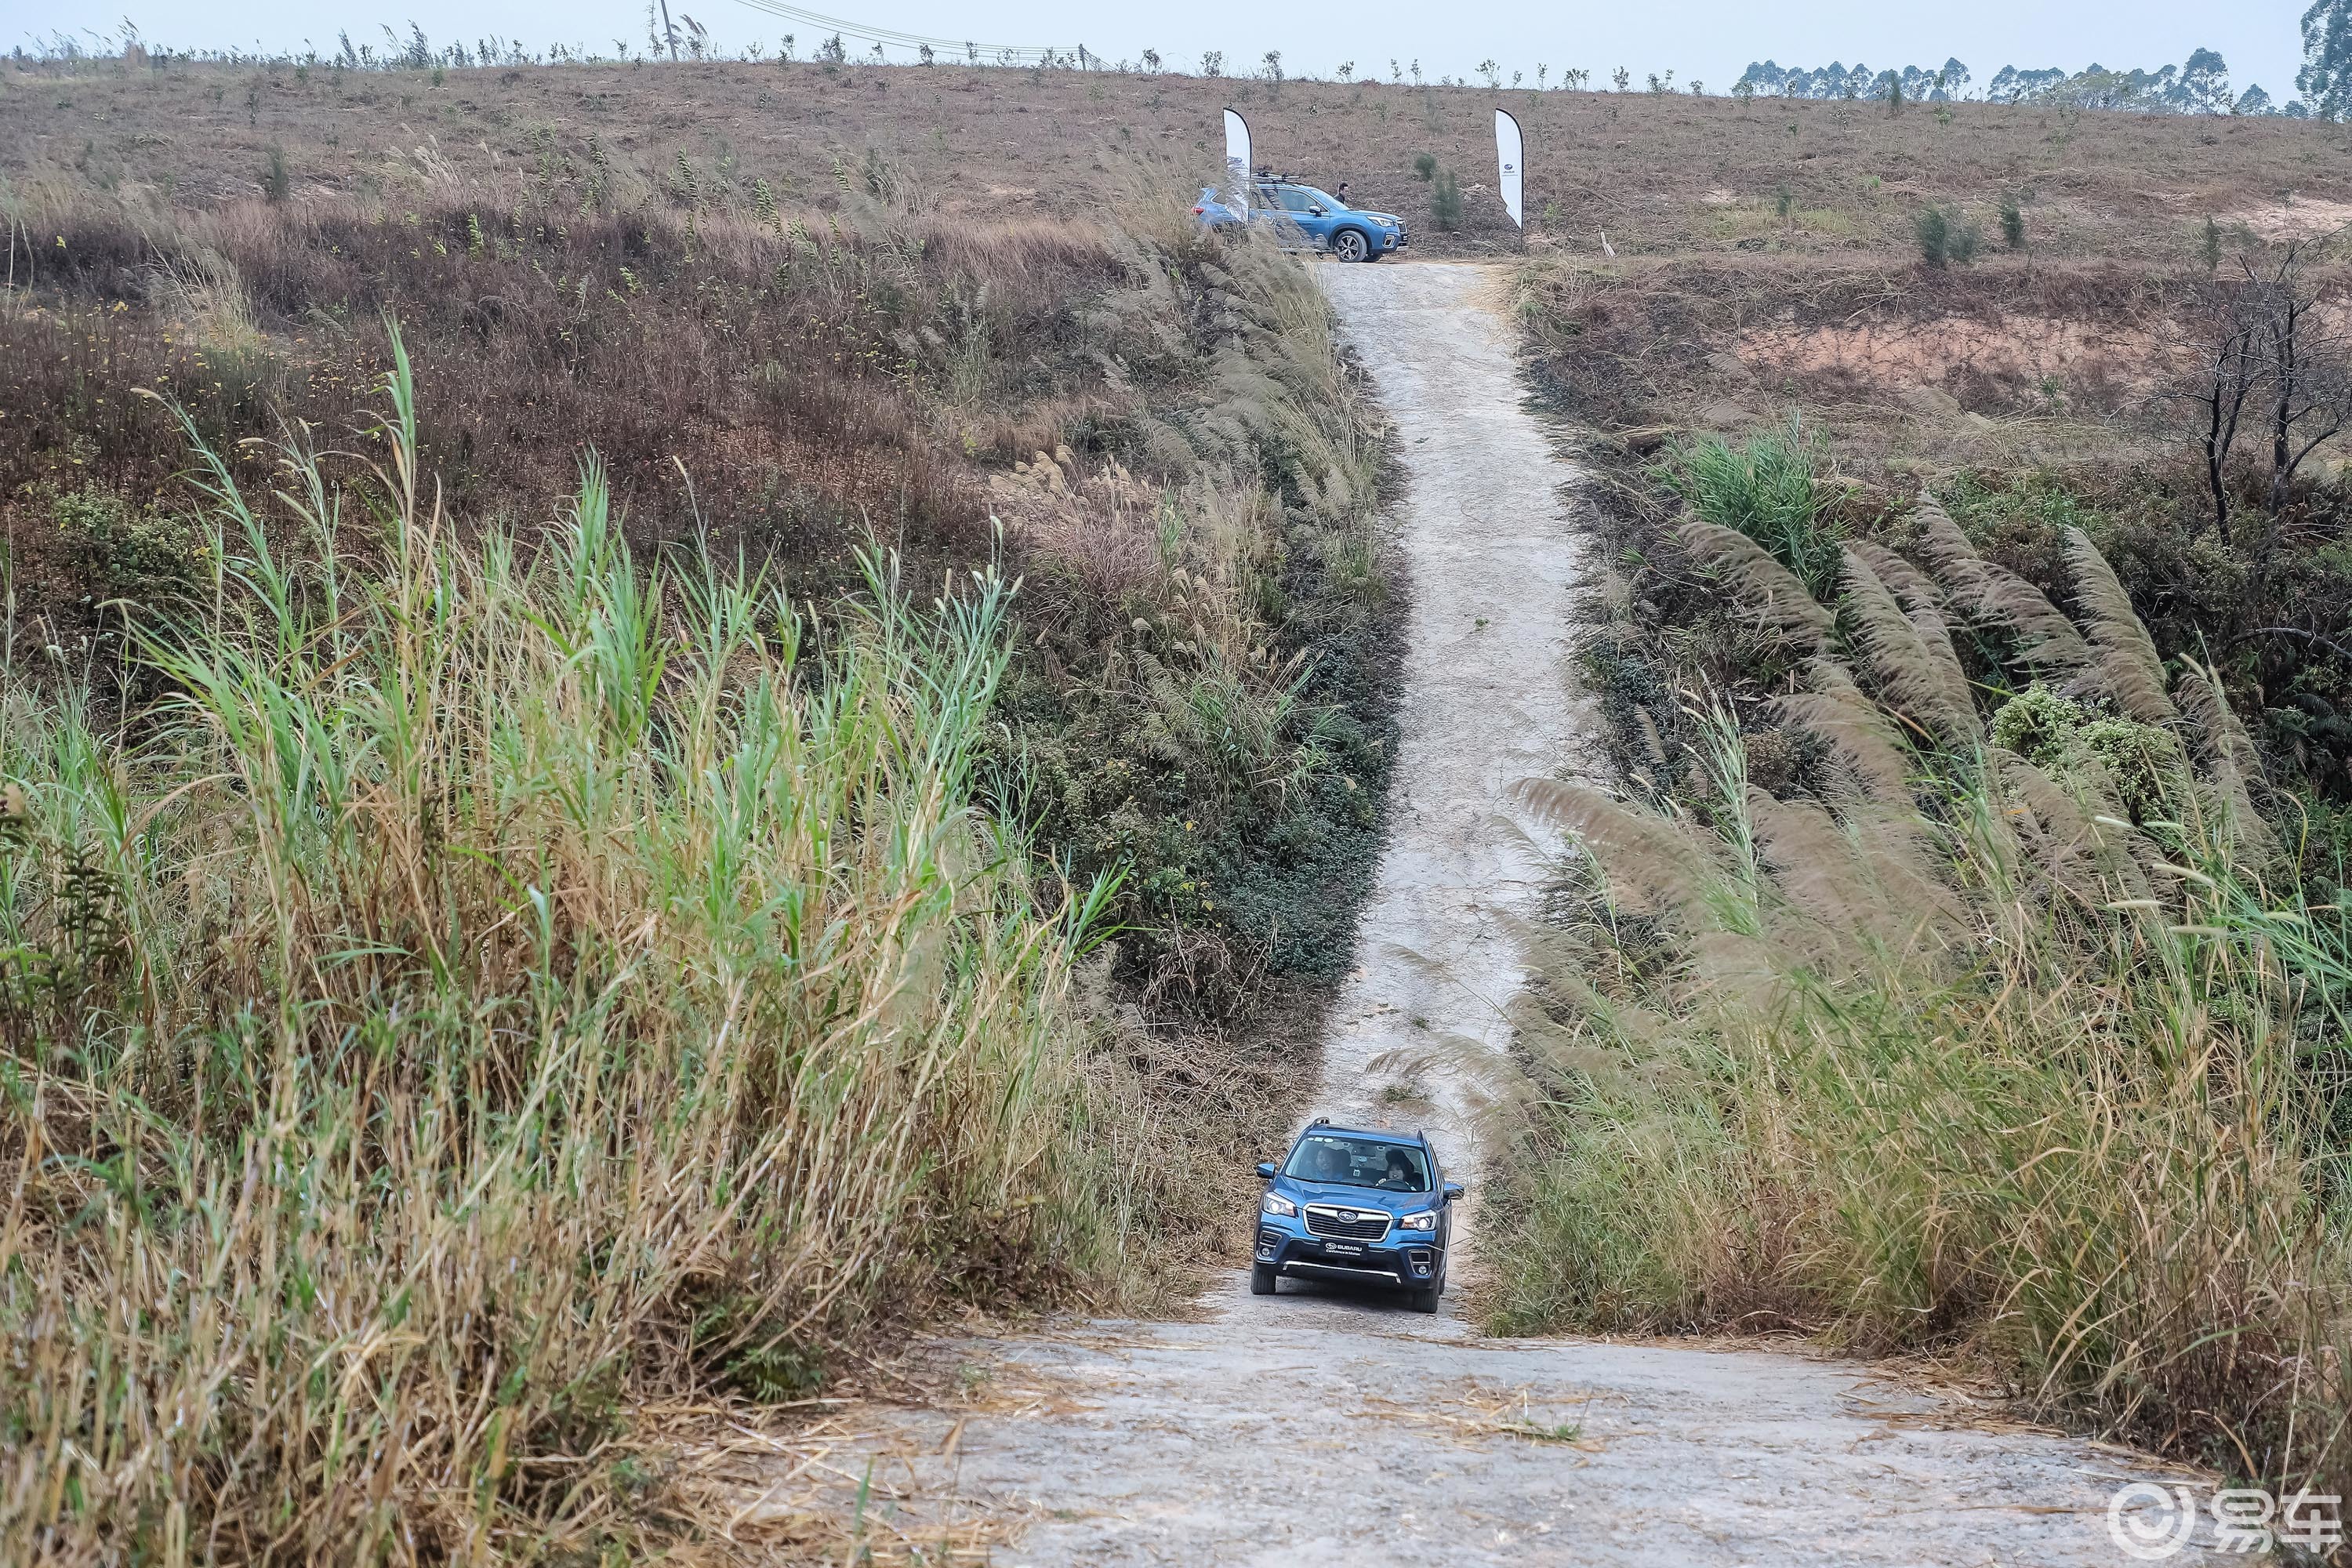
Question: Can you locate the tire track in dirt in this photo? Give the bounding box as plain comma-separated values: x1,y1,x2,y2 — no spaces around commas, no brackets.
750,261,2223,1568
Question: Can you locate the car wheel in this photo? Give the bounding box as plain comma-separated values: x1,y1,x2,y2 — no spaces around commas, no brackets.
1410,1283,1440,1313
1333,229,1370,263
1250,1263,1279,1295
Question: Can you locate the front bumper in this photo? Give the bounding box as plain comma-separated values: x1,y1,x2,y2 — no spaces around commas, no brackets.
1255,1217,1439,1290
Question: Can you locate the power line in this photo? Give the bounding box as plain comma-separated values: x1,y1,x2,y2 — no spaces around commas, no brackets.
721,0,1086,65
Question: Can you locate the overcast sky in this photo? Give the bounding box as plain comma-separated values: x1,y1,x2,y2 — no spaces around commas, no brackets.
9,0,2316,103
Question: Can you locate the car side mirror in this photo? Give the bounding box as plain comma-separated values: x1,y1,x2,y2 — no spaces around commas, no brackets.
1256,1161,1278,1180
1443,1181,1465,1203
1309,205,1327,216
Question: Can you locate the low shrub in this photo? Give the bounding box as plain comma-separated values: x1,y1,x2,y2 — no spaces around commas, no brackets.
1915,204,1981,268
1432,169,1464,232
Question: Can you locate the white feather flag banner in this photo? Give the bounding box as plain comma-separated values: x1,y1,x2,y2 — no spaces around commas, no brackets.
1495,108,1525,228
1224,108,1254,209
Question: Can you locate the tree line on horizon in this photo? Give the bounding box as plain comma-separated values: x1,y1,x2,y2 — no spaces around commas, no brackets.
1740,3,2352,122
1734,49,2289,117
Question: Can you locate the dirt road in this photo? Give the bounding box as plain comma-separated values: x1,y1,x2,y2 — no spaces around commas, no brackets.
1306,261,1596,1190
764,263,2215,1566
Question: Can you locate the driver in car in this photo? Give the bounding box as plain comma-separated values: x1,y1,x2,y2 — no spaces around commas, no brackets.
1378,1149,1418,1191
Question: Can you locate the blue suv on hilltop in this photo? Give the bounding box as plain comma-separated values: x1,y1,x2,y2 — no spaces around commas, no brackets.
1252,1120,1462,1311
1195,180,1409,263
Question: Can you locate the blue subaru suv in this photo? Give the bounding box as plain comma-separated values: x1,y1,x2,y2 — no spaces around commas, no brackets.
1194,180,1409,263
1251,1120,1462,1310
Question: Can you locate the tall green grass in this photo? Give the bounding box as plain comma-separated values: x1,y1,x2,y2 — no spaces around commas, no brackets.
0,343,1127,1560
1492,492,2352,1497
1668,422,1844,596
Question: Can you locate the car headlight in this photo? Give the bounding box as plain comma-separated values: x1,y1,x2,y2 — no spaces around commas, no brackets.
1261,1192,1298,1218
1399,1210,1439,1232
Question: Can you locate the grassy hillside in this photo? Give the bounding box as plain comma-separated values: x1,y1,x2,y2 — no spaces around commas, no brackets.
5,56,2347,263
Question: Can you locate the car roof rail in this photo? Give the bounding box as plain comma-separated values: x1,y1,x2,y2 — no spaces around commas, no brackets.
1309,1116,1330,1126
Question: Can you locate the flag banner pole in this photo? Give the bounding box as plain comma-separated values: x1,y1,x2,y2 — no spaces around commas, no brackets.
1224,107,1254,209
1495,108,1525,230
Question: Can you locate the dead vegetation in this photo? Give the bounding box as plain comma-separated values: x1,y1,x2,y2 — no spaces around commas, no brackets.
6,55,2349,267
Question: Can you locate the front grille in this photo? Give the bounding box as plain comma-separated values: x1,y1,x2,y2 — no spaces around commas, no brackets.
1305,1204,1392,1242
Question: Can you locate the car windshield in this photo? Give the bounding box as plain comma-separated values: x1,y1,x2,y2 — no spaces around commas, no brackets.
1283,1134,1430,1192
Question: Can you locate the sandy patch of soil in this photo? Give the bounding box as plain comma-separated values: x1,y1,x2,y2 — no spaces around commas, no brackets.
2237,198,2352,241
1738,311,2157,408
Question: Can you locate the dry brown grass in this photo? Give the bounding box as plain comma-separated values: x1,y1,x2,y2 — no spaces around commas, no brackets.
6,57,2349,266
1508,249,2234,469
0,197,1127,594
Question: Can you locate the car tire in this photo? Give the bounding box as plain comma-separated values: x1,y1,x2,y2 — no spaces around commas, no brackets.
1410,1283,1440,1314
1250,1263,1279,1295
1333,229,1371,263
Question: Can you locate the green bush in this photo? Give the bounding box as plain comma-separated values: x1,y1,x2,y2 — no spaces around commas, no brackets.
1989,684,2186,825
1431,168,1463,231
1949,211,1982,263
1412,151,1436,180
1916,204,1982,268
49,483,209,609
